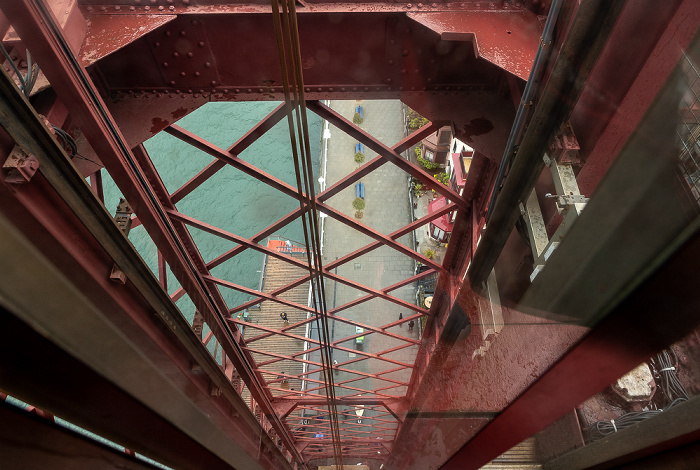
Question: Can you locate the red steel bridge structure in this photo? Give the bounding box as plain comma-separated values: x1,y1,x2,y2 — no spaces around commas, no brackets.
1,0,700,469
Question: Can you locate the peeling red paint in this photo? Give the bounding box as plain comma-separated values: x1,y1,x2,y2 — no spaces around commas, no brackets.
171,107,188,120
462,118,494,143
150,117,169,134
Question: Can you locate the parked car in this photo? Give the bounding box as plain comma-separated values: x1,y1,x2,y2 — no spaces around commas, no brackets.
355,326,364,345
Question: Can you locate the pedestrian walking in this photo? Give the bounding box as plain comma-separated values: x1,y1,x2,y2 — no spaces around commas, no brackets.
408,320,415,331
280,311,289,324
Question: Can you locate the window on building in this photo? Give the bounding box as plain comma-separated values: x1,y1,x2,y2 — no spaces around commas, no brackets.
432,226,445,241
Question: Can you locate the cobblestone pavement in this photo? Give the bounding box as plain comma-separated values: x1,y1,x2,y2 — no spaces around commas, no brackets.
318,100,420,416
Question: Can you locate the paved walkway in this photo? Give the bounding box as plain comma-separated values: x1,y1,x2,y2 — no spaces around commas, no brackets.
320,100,419,409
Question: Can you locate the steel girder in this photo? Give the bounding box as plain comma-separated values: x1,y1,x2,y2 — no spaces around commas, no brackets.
0,2,460,461
2,1,700,469
0,65,289,469
385,2,700,468
0,0,305,465
67,3,531,161
0,401,160,470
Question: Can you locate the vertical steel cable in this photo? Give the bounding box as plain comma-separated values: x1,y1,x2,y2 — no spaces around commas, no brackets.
280,0,344,459
270,0,344,466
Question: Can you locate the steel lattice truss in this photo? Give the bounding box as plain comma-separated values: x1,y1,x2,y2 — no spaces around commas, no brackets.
128,99,456,463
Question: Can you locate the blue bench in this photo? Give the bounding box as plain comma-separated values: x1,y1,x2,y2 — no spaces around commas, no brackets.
355,105,364,119
355,182,365,199
355,142,364,153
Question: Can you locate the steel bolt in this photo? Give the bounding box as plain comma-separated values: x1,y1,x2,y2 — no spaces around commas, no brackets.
130,6,136,10
193,93,200,97
183,0,190,4
86,5,93,10
192,19,198,25
259,88,264,92
158,6,164,11
194,71,200,77
329,87,333,91
100,5,107,11
167,0,174,3
135,0,141,3
180,30,186,36
211,80,217,86
407,3,412,7
198,41,205,47
388,59,394,65
247,88,252,92
235,89,240,93
115,5,121,10
144,5,150,10
186,52,193,58
180,71,186,77
170,80,176,86
150,0,156,4
169,5,175,10
187,89,192,93
173,52,179,57
204,62,211,67
154,41,160,47
165,30,171,36
432,2,437,7
163,62,169,67
223,89,229,93
417,3,423,8
341,87,345,91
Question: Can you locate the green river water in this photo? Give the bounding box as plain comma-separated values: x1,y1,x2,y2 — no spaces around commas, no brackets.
101,101,321,321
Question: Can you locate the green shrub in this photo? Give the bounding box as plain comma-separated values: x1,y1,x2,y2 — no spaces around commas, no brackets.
355,210,364,219
408,111,429,130
434,173,449,185
353,112,363,124
352,197,365,210
354,152,365,164
425,248,435,259
418,156,440,170
414,147,422,158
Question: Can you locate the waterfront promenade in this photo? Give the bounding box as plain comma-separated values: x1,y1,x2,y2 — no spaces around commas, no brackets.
320,100,419,406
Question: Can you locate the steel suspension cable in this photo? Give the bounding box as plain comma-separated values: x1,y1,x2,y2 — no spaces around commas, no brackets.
281,0,345,453
270,0,344,465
